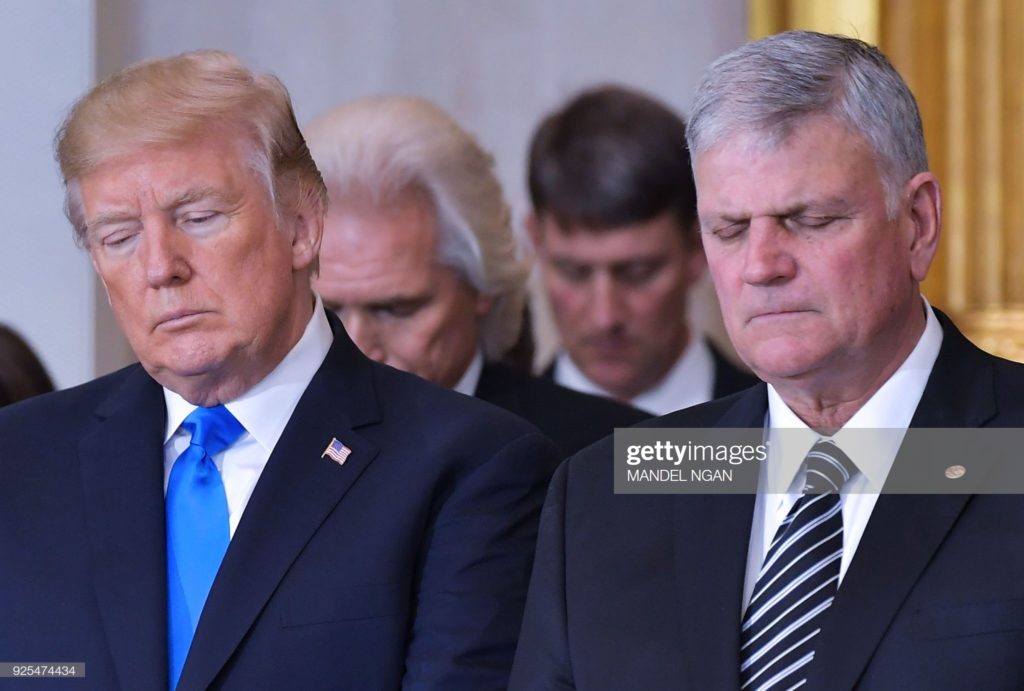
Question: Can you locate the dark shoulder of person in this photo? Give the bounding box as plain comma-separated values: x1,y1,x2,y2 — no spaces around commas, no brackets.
476,362,649,458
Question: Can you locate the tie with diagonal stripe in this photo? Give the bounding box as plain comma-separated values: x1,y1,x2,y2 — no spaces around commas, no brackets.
739,438,857,691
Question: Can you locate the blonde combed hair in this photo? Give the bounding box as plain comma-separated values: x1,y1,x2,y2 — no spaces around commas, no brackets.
56,50,327,245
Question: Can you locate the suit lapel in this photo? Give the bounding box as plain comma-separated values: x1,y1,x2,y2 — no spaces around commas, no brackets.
474,363,524,415
179,320,382,691
673,385,766,689
806,313,997,691
79,366,169,691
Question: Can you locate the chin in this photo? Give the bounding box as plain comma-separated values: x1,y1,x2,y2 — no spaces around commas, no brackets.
145,342,234,380
742,342,828,384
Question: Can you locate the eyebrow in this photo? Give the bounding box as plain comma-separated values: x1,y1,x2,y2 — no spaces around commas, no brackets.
165,186,226,210
85,186,232,231
712,197,853,223
364,295,430,311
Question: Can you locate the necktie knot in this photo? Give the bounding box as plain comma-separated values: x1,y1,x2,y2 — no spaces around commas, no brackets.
181,405,245,458
803,438,857,494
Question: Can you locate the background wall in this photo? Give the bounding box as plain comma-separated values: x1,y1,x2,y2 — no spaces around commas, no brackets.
3,0,747,387
0,1,104,390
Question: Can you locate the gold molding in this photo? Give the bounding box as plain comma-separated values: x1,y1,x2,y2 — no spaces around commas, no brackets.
750,0,878,42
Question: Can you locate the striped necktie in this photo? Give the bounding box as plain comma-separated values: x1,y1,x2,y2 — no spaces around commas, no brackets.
739,438,857,690
166,405,244,690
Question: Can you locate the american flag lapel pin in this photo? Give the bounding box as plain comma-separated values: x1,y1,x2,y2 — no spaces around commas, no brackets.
322,437,352,466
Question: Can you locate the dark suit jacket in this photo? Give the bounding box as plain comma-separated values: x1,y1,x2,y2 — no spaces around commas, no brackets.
707,340,759,399
475,362,649,459
511,312,1024,690
0,314,558,691
541,338,758,406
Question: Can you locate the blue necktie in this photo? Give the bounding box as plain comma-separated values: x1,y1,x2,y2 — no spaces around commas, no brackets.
740,439,857,690
166,405,244,690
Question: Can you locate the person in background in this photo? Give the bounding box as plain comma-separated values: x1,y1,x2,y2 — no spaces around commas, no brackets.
0,50,557,690
306,95,648,458
527,85,756,415
0,324,55,406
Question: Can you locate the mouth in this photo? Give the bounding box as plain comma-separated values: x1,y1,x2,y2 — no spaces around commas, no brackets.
581,337,633,358
747,309,814,324
155,310,209,331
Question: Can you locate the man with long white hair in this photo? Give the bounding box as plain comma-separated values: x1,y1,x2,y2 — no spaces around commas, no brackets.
307,95,646,457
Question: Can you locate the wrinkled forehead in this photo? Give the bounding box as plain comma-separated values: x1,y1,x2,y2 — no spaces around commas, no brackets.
66,129,269,231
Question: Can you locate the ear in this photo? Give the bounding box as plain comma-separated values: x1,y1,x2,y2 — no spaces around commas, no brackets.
290,201,324,273
525,211,543,250
474,293,494,319
903,172,941,283
684,222,707,286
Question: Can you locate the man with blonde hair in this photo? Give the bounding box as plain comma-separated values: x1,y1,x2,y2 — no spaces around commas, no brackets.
0,50,556,690
307,96,646,458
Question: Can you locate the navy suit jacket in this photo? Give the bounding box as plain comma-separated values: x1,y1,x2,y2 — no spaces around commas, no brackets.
475,362,649,459
0,314,558,690
511,312,1024,690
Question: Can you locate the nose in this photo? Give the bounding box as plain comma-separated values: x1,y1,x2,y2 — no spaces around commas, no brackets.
342,311,386,362
588,272,625,332
141,221,191,288
741,219,797,286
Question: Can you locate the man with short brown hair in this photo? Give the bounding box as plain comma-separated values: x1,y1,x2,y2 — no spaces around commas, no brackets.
527,85,755,414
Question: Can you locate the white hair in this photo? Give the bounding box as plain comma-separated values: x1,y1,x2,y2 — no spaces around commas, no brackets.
305,96,530,360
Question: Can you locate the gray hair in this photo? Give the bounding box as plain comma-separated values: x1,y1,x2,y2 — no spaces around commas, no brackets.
304,96,530,360
687,31,928,216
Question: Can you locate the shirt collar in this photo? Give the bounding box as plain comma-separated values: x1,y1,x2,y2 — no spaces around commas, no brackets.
554,326,712,414
765,298,944,493
163,295,334,449
454,349,484,396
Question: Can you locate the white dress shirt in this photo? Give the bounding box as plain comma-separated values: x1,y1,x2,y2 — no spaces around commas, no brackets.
453,350,484,397
553,329,715,415
163,297,334,537
742,301,943,611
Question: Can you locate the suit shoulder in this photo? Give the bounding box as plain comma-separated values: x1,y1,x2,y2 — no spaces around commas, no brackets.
708,340,759,397
480,363,647,423
0,364,143,432
563,385,766,479
367,359,548,440
476,363,649,456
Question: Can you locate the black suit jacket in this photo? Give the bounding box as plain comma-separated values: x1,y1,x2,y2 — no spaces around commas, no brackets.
541,338,758,408
511,312,1024,690
0,314,558,690
707,340,759,399
475,362,649,459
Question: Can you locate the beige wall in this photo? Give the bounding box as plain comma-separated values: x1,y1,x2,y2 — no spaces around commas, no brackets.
4,0,749,385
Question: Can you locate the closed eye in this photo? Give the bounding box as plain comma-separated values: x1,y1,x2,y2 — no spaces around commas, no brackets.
371,298,429,319
709,221,748,241
787,215,840,230
103,231,139,248
178,211,227,235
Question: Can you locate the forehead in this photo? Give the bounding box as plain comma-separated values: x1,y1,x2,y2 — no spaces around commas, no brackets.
537,211,688,262
77,132,261,217
319,196,444,294
693,117,883,217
